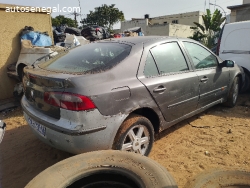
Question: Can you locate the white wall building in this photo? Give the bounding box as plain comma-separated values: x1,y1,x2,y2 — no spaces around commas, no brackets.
120,11,204,38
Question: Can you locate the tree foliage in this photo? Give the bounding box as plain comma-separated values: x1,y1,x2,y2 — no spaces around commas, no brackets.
81,4,125,31
52,15,78,27
189,9,226,48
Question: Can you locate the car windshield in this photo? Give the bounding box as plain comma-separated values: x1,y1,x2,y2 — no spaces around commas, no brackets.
39,42,131,74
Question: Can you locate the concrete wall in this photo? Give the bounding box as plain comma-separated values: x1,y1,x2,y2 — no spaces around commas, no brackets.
146,24,170,36
168,24,194,38
149,11,203,27
120,11,202,38
121,19,194,38
229,6,250,23
243,0,250,4
236,7,250,21
0,4,53,100
121,19,148,33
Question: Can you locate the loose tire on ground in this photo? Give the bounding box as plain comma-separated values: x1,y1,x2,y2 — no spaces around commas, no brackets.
224,77,239,107
185,169,250,188
25,150,178,188
113,114,154,156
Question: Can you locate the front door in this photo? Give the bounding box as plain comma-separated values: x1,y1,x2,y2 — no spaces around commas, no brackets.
182,42,230,108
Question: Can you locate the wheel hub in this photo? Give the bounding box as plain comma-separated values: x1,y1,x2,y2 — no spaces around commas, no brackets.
133,139,141,150
121,124,150,155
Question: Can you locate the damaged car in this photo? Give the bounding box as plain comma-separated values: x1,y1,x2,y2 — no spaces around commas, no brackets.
21,36,244,156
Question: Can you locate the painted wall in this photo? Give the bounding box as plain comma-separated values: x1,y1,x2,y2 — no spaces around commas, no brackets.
149,11,203,26
243,0,250,4
121,19,148,33
146,24,170,36
0,4,53,100
230,10,237,22
121,20,194,38
168,24,194,38
120,11,203,38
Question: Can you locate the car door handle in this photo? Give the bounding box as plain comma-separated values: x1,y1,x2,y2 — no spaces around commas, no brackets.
153,86,166,93
200,77,208,82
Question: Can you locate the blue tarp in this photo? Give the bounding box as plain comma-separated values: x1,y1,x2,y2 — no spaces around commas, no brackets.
21,31,52,47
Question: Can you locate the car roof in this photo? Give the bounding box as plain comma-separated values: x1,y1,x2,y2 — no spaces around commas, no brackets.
101,36,171,45
101,36,196,45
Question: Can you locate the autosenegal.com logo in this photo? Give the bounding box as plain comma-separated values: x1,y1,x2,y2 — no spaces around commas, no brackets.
5,4,80,14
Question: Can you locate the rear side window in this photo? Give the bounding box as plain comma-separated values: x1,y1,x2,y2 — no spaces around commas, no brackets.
150,42,189,74
39,43,131,74
144,52,159,77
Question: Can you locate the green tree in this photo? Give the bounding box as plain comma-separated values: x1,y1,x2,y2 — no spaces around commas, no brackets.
52,15,78,27
81,4,125,31
189,9,226,48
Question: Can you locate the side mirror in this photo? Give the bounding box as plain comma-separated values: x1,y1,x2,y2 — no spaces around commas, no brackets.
0,120,6,144
219,60,235,68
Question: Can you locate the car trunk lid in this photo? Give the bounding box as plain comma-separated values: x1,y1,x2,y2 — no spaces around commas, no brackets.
23,67,71,119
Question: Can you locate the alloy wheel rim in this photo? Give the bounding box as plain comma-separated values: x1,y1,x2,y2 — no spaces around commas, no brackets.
121,125,150,155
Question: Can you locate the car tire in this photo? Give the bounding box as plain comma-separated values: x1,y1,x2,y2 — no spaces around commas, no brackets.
241,71,250,92
224,77,239,107
185,169,250,188
113,114,154,156
25,150,178,188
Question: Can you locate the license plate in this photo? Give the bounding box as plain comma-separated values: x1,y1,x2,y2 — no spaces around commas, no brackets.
27,116,46,137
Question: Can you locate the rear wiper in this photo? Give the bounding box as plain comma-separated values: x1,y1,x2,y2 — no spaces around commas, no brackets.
31,52,55,68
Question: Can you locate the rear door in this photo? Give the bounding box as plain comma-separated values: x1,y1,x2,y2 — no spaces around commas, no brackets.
137,40,200,122
182,41,230,108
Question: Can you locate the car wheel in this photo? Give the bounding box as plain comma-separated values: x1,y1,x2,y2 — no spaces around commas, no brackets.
224,77,239,107
25,150,178,188
113,114,154,156
241,72,250,92
185,169,250,188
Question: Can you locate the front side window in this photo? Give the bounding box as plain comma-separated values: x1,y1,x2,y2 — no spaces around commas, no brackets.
150,42,189,74
183,42,218,69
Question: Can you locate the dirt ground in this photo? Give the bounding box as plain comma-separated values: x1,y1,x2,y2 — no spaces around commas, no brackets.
0,94,250,188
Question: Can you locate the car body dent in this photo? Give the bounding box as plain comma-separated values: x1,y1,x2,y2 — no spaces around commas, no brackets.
22,96,128,154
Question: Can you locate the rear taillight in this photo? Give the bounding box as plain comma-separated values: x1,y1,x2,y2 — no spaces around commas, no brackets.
44,92,96,111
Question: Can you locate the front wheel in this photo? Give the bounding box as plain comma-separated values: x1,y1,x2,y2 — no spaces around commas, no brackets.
113,114,154,156
224,77,239,107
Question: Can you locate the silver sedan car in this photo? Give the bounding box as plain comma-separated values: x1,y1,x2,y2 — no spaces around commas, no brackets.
21,36,243,156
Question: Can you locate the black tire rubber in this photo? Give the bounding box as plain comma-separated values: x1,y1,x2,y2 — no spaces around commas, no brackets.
17,64,26,81
224,77,239,107
185,169,250,188
25,150,178,188
241,71,250,93
113,114,154,156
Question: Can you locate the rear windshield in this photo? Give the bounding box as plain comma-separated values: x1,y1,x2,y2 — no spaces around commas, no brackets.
39,42,131,74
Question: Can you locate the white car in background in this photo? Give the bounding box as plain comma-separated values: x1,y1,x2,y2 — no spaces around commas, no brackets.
217,21,250,91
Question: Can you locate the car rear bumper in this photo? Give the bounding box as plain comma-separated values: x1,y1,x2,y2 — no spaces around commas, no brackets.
21,96,127,154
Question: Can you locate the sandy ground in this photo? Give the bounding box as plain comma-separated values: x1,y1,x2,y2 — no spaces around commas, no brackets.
0,94,250,188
